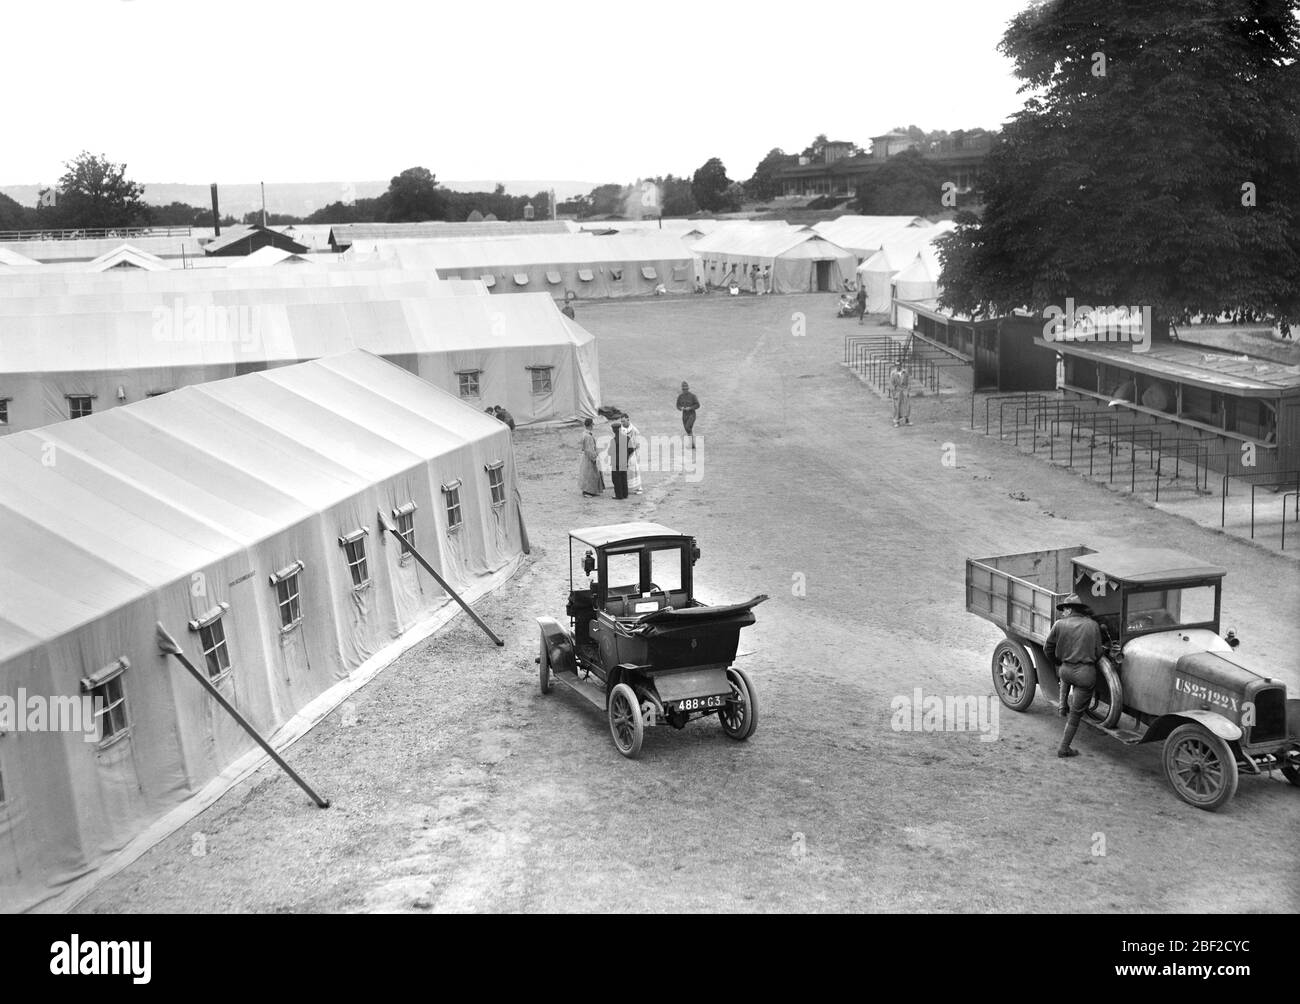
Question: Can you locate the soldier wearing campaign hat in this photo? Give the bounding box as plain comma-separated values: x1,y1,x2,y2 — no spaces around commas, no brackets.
1044,593,1104,758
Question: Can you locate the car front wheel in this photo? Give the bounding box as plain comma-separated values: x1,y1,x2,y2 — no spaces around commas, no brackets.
1281,749,1300,787
1162,723,1239,811
719,667,758,741
608,683,644,759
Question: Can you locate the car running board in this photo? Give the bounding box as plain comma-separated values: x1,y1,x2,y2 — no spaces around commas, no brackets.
550,668,606,711
1049,699,1143,744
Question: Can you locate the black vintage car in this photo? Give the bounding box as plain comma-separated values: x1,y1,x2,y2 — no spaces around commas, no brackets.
536,522,765,758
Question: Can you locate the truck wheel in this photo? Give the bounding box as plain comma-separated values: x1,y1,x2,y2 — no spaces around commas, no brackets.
991,639,1036,712
1282,752,1300,787
608,683,644,759
719,667,758,741
1163,724,1239,811
1083,656,1123,729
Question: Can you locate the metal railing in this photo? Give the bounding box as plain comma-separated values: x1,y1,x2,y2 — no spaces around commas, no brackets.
0,225,194,242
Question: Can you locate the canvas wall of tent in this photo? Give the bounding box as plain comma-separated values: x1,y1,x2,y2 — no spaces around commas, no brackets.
0,351,526,912
689,223,857,294
344,232,696,299
0,276,600,432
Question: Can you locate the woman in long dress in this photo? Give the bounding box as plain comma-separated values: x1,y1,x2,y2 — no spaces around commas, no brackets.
579,417,603,496
623,412,643,494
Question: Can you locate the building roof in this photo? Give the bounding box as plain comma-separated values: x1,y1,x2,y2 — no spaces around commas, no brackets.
1072,549,1226,584
0,247,41,267
203,224,309,256
857,222,957,273
0,234,205,262
1046,340,1300,397
0,350,509,662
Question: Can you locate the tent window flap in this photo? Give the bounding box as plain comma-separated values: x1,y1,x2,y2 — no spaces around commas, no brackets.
640,266,657,280
513,273,530,286
479,273,496,288
545,270,562,284
577,268,594,281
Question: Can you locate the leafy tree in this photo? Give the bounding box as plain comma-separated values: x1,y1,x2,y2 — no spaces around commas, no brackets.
582,183,627,218
659,174,698,216
385,167,448,222
0,191,37,231
853,149,947,215
746,148,797,201
938,0,1300,332
38,151,148,229
800,133,831,159
691,157,739,212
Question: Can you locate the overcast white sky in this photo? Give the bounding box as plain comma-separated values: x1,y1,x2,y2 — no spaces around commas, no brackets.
5,0,1032,187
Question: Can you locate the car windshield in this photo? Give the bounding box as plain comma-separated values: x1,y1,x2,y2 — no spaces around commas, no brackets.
649,546,684,593
1125,583,1218,632
605,551,641,598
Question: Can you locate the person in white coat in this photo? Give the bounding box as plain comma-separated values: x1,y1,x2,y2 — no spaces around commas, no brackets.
622,412,644,494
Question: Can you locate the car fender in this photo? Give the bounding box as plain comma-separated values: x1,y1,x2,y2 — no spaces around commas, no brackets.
1141,709,1243,745
536,617,575,676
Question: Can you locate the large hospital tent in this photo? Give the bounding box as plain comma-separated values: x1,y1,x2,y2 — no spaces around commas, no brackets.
690,223,857,293
0,351,525,912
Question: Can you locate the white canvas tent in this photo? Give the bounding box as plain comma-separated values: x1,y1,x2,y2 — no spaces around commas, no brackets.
0,248,41,268
811,215,929,263
890,249,944,329
690,224,856,293
0,289,600,432
0,350,525,912
857,222,957,313
346,232,695,299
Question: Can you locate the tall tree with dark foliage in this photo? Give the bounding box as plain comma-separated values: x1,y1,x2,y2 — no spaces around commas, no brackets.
938,0,1300,336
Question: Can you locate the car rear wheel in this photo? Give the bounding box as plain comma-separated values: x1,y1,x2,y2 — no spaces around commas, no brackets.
1163,723,1239,811
719,667,758,741
538,648,551,695
608,683,644,759
991,638,1036,712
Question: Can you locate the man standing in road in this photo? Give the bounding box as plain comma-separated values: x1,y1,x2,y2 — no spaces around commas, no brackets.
1044,593,1104,758
607,416,630,499
856,283,867,324
676,381,700,450
889,360,911,426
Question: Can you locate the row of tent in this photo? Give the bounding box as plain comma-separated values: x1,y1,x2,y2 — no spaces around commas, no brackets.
0,264,600,435
0,350,527,912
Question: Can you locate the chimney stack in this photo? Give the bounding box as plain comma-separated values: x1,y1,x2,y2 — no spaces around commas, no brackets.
210,183,221,236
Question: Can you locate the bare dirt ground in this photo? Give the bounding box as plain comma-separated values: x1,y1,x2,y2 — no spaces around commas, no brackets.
79,293,1300,914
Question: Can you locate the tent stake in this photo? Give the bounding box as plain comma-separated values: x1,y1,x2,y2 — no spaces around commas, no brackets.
155,623,331,808
377,511,505,646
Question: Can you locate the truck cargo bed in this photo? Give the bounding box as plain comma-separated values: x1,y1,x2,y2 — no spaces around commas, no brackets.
966,545,1096,644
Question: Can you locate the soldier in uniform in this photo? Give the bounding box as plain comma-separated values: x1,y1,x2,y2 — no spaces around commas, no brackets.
1044,593,1104,758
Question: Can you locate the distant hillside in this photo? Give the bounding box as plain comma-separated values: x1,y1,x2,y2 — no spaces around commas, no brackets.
0,179,602,218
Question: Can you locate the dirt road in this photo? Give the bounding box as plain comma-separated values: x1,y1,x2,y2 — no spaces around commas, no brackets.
79,293,1300,913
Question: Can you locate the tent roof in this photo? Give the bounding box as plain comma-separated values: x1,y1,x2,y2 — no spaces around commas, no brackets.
811,216,928,255
858,222,957,273
0,247,41,267
0,289,592,373
0,234,205,262
85,244,169,272
0,350,510,663
228,246,315,267
330,220,578,247
347,232,693,270
690,224,849,260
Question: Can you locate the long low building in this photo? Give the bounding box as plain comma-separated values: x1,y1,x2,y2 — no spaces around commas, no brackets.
0,288,600,432
346,232,695,298
0,351,526,911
